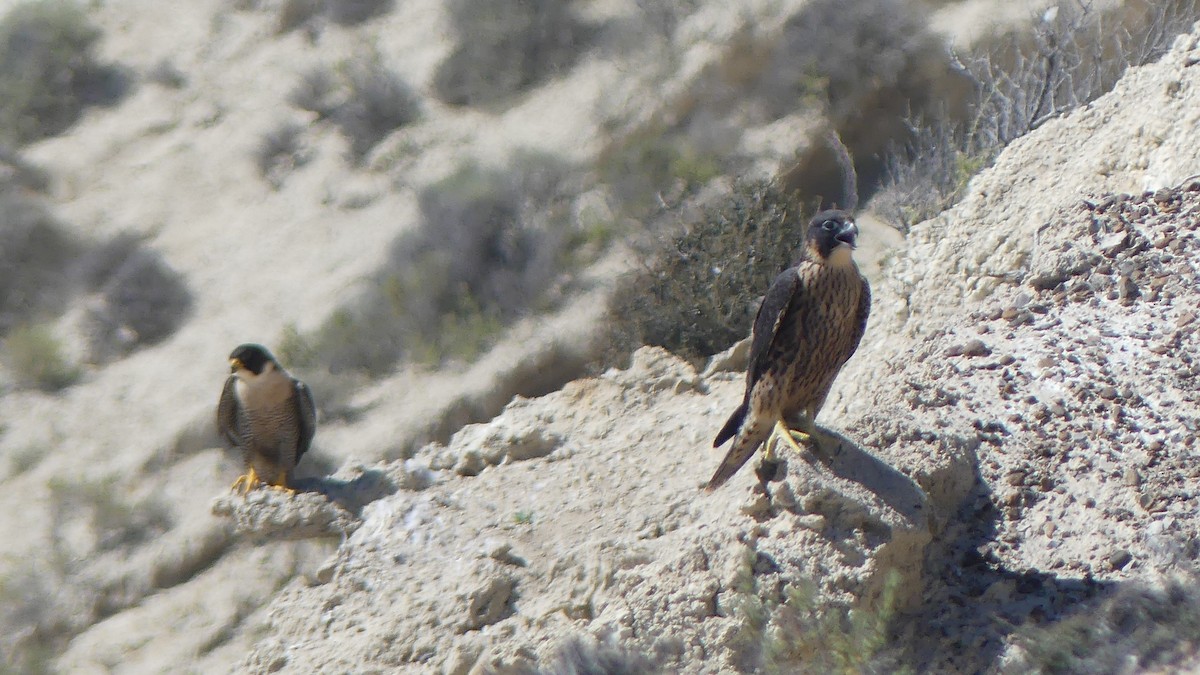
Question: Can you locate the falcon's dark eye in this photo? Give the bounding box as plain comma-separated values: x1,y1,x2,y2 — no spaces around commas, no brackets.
822,220,838,231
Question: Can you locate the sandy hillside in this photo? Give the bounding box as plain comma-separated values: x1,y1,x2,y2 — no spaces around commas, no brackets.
3,0,1199,673
1,0,888,670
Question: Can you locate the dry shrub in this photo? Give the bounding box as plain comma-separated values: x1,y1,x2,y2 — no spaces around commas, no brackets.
874,0,1200,231
0,0,128,145
292,153,577,376
0,189,81,333
607,179,807,363
432,0,586,106
287,53,420,164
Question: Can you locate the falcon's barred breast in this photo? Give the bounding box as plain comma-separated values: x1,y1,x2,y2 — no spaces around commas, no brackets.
707,209,870,490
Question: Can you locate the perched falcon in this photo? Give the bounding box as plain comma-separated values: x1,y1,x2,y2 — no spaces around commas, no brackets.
217,343,316,494
706,209,870,491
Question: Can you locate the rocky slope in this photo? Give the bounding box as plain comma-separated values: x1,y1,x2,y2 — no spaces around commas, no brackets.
222,23,1200,675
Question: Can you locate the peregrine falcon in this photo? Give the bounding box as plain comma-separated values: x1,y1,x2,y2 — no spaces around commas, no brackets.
706,209,870,490
217,343,316,494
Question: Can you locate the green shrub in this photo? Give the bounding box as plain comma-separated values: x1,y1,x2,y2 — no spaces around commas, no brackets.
768,0,965,206
3,323,79,390
765,571,906,674
432,0,585,106
146,57,186,89
0,0,128,145
606,179,806,363
277,0,393,33
289,67,339,118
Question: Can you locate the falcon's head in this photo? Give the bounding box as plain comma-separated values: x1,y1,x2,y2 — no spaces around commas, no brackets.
229,343,278,378
805,209,858,265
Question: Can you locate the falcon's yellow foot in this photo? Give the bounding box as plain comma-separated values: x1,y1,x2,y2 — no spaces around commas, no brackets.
267,471,296,496
773,419,813,455
231,467,261,495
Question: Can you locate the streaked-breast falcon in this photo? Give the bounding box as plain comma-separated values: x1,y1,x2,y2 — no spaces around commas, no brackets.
217,343,316,494
707,209,870,490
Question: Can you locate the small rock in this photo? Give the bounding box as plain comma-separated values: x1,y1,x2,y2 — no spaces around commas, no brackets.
1108,549,1132,571
957,339,992,358
740,487,772,518
1122,467,1140,487
794,514,826,531
455,449,487,476
486,541,527,567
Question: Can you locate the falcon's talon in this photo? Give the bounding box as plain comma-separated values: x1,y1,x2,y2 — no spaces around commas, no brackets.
230,468,261,495
772,420,812,455
268,471,296,496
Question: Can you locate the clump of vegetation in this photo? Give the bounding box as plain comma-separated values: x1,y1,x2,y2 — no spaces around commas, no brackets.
254,121,309,188
47,474,172,552
607,179,807,362
1002,576,1200,674
726,546,906,674
287,52,420,164
547,636,656,674
289,66,339,117
326,0,393,26
3,323,80,391
0,560,66,675
277,0,393,33
290,153,578,376
765,571,906,674
0,0,128,146
76,234,194,363
873,0,1200,230
595,120,725,219
0,189,81,333
432,0,585,106
146,57,186,89
337,51,421,162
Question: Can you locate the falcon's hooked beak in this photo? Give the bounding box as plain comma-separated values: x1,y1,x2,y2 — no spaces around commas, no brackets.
834,220,859,249
229,358,244,373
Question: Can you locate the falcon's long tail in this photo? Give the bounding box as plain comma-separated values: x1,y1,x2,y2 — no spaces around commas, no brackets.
713,402,747,448
706,417,771,491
